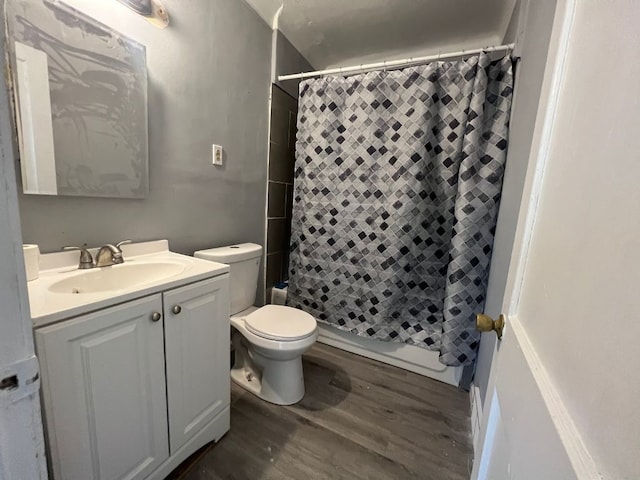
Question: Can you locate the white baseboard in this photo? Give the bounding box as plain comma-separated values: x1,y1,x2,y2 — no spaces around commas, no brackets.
316,323,462,387
469,383,483,454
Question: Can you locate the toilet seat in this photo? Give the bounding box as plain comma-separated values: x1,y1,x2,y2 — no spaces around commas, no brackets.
244,305,317,341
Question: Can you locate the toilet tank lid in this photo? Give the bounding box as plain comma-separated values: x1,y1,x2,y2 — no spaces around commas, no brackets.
194,243,262,263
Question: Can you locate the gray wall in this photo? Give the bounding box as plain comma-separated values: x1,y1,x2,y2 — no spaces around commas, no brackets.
474,0,557,403
274,30,314,99
14,0,272,298
502,0,523,44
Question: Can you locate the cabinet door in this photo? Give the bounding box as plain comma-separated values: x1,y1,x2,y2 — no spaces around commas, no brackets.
35,295,168,480
164,275,230,452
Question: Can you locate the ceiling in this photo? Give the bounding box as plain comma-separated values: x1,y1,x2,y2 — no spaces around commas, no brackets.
244,0,518,69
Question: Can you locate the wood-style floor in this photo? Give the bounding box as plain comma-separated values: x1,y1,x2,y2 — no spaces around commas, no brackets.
168,343,472,480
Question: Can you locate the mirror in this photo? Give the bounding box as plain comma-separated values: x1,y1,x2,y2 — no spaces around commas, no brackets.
7,0,149,198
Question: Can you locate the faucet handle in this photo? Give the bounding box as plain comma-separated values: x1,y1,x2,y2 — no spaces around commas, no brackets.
116,240,132,250
62,245,94,269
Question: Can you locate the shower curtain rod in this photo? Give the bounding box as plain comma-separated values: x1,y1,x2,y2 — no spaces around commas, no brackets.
278,43,515,81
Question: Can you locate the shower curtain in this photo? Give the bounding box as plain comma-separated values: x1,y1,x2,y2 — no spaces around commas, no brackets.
287,53,513,366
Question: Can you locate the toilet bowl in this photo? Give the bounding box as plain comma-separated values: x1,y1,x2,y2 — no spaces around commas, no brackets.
194,244,318,405
231,305,317,405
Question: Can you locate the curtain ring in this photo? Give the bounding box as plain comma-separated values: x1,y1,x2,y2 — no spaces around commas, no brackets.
383,60,387,73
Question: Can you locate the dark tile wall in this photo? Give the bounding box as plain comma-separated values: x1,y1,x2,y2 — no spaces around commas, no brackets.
266,85,298,292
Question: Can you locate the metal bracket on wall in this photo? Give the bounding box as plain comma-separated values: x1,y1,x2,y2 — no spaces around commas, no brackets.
116,0,170,29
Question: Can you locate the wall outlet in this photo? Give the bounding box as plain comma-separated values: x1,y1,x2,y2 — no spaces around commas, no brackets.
212,144,223,166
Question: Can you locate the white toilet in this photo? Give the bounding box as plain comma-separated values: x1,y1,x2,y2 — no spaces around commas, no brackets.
194,243,318,405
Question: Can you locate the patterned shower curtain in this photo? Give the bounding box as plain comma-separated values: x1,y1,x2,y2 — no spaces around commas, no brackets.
287,53,513,366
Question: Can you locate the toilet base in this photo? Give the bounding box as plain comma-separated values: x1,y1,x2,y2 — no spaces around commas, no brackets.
231,331,307,405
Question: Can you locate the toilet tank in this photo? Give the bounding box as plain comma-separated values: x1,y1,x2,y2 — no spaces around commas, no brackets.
194,243,262,315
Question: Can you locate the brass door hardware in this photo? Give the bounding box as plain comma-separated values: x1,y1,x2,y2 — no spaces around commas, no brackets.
476,313,505,340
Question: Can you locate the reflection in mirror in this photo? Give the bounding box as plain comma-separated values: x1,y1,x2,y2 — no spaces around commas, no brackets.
7,0,149,198
14,40,58,195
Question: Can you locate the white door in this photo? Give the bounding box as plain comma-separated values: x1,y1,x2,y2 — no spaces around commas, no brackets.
164,275,230,453
473,0,640,478
35,295,169,480
0,43,47,479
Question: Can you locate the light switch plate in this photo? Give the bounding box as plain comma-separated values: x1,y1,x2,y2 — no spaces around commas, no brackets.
212,144,223,165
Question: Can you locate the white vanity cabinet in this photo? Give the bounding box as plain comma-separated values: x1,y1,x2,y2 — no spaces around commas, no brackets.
36,295,168,480
35,274,230,480
164,276,230,453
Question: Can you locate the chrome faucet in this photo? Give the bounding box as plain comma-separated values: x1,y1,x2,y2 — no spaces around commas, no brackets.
95,240,132,267
62,245,95,269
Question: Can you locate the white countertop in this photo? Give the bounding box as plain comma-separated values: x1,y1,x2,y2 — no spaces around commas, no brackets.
29,240,229,328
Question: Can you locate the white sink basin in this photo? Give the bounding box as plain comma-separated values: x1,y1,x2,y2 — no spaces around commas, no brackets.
28,240,230,327
49,262,186,294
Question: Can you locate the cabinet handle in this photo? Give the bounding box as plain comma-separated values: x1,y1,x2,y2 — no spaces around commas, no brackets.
172,305,182,315
151,312,162,322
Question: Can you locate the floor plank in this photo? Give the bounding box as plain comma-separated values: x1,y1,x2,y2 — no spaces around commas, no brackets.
169,343,472,480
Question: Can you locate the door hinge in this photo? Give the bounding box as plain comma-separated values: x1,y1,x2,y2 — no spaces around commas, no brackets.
0,355,40,407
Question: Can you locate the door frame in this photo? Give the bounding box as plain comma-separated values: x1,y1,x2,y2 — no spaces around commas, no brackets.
472,0,599,477
0,6,47,479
